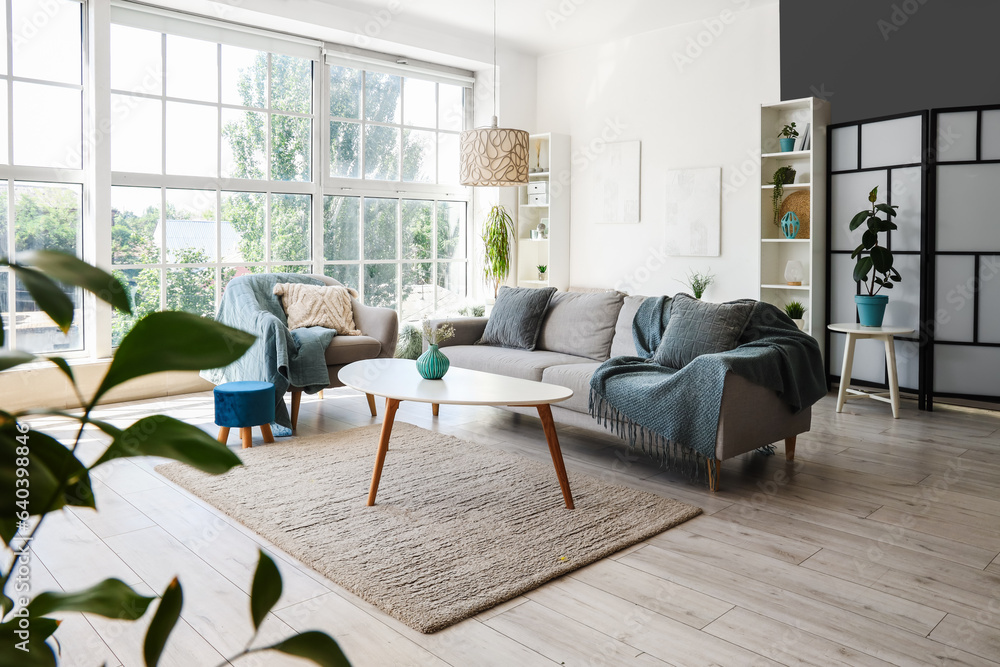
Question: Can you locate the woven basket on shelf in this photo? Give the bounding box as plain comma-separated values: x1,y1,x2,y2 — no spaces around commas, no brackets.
778,190,810,239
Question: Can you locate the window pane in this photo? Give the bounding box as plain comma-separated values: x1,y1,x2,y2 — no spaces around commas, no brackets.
16,276,81,353
364,125,399,180
111,94,162,173
403,78,435,128
0,272,7,343
271,54,311,114
439,83,464,131
364,198,396,260
111,24,162,94
271,194,311,262
324,196,359,261
273,264,311,275
271,114,311,182
0,87,6,164
221,45,265,108
166,267,215,317
166,189,217,263
13,83,82,169
324,264,358,290
14,182,81,256
402,263,433,321
166,102,218,176
112,267,159,347
330,120,361,178
12,0,81,84
437,262,467,313
222,192,265,263
112,186,161,265
330,65,361,119
222,109,266,179
365,71,400,123
0,5,6,75
402,129,435,183
0,182,6,252
222,265,264,295
166,35,217,102
437,201,466,259
438,134,459,185
364,263,397,310
401,200,432,260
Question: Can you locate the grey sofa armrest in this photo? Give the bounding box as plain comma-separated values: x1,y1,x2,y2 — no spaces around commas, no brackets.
424,317,488,349
352,299,398,358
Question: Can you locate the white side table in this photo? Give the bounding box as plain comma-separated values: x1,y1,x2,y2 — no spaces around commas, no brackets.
828,323,914,418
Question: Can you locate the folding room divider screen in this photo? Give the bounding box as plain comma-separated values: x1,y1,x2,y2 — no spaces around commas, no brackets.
826,105,1000,409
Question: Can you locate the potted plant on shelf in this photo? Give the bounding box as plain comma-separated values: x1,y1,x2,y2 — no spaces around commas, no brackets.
537,264,548,281
770,165,796,227
850,186,901,327
778,122,798,152
678,268,715,300
482,204,515,300
417,321,455,379
785,300,806,330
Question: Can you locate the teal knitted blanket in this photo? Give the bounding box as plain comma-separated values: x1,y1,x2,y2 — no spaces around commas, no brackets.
589,297,826,472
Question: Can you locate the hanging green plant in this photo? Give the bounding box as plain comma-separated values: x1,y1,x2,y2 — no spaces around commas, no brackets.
771,165,797,226
482,204,515,299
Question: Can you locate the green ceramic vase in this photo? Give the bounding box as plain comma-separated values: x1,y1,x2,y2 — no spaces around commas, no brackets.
416,343,450,379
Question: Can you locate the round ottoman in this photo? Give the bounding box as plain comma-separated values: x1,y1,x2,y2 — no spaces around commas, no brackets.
214,381,276,449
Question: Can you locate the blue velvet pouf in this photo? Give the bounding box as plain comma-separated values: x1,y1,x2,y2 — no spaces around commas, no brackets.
214,381,276,448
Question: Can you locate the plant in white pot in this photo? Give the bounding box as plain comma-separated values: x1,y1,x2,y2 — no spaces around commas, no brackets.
784,300,806,331
850,186,901,327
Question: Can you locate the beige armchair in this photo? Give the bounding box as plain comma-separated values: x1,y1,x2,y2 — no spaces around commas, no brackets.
288,275,398,429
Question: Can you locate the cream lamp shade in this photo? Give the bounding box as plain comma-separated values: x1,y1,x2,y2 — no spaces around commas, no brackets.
459,116,529,186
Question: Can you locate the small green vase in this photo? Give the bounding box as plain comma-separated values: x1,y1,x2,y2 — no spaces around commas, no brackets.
416,344,450,379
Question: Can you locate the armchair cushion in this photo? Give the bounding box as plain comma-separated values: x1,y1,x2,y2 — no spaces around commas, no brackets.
273,283,361,334
323,335,382,365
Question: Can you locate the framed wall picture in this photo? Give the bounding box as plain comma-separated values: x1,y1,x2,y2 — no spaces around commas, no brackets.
664,167,721,256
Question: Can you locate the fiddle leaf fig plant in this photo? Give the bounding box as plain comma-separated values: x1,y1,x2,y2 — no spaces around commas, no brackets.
849,186,902,295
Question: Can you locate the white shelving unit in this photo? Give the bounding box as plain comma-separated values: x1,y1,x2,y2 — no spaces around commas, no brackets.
759,97,830,357
516,133,570,290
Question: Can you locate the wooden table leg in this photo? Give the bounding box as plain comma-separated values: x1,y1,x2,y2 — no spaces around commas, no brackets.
535,404,575,509
217,427,230,445
366,393,378,417
367,398,400,506
290,389,302,430
884,335,901,419
240,427,252,449
432,403,439,417
836,333,857,413
260,423,274,443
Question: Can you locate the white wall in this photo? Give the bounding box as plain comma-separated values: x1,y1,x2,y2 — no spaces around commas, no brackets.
535,3,780,301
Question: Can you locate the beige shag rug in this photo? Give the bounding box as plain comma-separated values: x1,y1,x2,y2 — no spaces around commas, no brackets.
156,423,701,633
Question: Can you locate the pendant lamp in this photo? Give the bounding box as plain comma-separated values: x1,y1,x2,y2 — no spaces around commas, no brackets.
459,0,529,186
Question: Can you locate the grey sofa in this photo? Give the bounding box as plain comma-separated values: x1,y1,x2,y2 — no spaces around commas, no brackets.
429,290,809,489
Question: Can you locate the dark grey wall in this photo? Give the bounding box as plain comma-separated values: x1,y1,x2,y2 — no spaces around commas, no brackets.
780,0,1000,123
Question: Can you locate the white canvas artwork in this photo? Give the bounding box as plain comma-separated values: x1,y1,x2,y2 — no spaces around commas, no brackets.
664,167,721,256
593,140,640,223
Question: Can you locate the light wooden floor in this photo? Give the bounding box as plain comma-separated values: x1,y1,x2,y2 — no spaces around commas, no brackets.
23,389,1000,666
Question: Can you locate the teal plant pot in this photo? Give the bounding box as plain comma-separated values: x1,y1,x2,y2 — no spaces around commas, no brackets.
855,294,889,327
416,343,450,379
780,212,800,239
779,137,795,152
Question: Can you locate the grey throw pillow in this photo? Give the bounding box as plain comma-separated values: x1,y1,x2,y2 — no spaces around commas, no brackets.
653,294,755,369
479,286,557,350
536,290,625,361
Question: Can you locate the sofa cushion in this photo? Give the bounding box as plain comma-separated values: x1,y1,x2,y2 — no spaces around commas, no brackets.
537,290,625,361
443,345,590,382
323,335,381,365
541,362,602,413
653,294,755,369
610,295,648,358
479,286,556,351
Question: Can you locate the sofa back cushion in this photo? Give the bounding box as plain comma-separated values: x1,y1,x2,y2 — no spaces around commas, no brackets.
652,294,755,369
537,290,625,361
479,286,556,350
609,295,648,358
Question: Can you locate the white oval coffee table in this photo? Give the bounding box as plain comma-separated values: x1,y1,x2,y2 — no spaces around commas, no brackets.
339,359,576,508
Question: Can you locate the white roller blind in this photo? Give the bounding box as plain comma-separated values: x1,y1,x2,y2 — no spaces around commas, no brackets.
324,47,474,86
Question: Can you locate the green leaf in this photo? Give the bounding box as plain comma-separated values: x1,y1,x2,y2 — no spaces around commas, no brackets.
10,411,122,440
874,203,898,217
866,216,881,232
11,266,73,334
849,210,869,231
853,257,873,283
29,579,154,620
870,245,893,273
94,416,242,475
250,551,283,631
18,250,132,315
144,578,182,667
862,229,878,249
93,312,255,406
868,186,879,203
0,350,36,372
880,281,894,289
0,617,59,667
45,356,74,386
890,268,902,281
851,245,865,259
266,631,352,667
1,592,13,617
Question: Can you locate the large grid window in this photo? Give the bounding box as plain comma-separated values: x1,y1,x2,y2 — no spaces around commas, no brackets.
109,22,315,345
0,0,85,354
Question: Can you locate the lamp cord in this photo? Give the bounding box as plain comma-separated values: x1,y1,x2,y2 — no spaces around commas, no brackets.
493,0,497,121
